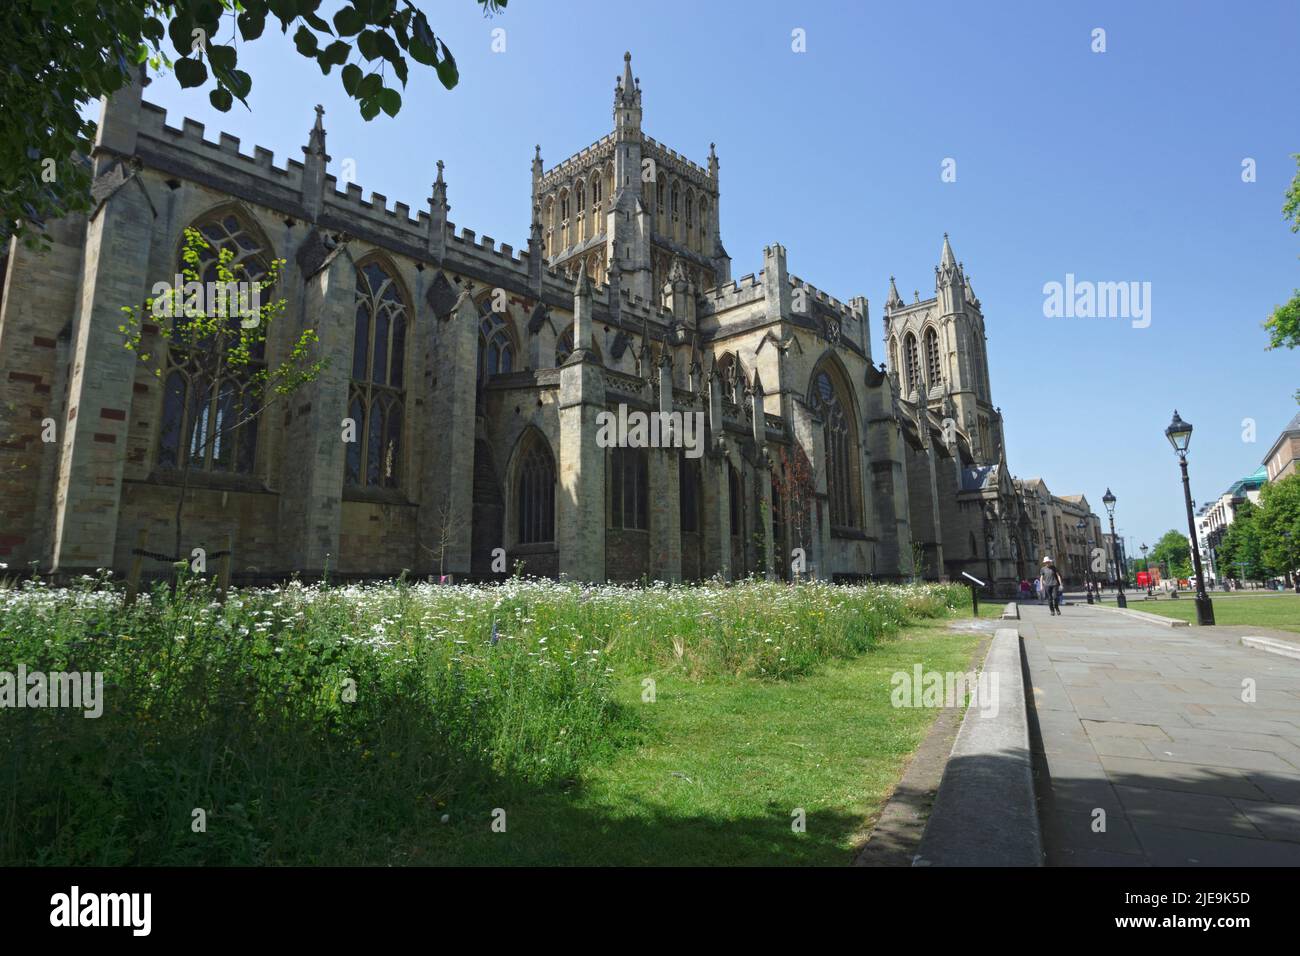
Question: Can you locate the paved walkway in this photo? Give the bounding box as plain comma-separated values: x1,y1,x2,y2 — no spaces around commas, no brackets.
1019,601,1300,866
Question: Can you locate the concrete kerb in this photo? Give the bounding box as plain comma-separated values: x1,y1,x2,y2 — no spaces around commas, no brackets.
1086,602,1190,628
1241,635,1300,661
1001,602,1019,620
912,628,1043,867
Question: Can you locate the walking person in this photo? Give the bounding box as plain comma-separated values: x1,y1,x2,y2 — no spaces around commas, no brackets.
1040,556,1064,616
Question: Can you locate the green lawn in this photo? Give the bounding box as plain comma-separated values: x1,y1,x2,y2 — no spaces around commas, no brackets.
1097,592,1300,634
409,618,981,866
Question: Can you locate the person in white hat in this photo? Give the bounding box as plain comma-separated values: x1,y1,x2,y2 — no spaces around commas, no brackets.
1039,556,1064,616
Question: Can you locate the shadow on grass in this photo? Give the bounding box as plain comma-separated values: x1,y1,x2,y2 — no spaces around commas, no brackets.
1,697,869,866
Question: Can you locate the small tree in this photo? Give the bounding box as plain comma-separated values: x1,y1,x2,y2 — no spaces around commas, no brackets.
119,226,324,568
419,489,467,581
910,540,928,582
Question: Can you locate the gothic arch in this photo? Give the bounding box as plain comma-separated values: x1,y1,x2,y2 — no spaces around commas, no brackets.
476,293,521,385
807,353,864,531
554,323,603,366
346,253,412,490
155,203,276,476
923,324,942,390
504,426,557,547
175,200,276,274
902,331,921,396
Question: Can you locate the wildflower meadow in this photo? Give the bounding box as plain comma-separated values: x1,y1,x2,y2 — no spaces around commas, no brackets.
0,573,967,864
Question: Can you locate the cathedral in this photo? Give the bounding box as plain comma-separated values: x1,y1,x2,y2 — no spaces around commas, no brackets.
0,54,1081,595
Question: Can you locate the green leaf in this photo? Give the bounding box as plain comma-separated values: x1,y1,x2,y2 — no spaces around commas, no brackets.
210,87,233,111
357,29,380,61
304,12,332,34
378,87,401,117
359,97,380,121
168,13,196,58
436,43,458,89
409,37,436,67
237,9,266,41
208,44,237,74
357,72,383,99
341,63,363,96
392,56,408,86
228,70,252,101
333,5,365,36
320,41,350,67
293,25,318,57
174,56,208,89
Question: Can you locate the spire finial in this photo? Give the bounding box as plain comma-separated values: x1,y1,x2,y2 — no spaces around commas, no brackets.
435,159,444,184
306,104,327,156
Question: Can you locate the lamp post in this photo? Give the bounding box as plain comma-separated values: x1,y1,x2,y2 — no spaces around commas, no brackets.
1166,410,1214,625
1076,519,1094,603
1102,488,1126,608
1140,543,1151,595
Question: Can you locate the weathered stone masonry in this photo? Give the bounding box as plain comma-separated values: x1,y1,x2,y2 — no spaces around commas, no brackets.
0,55,1094,594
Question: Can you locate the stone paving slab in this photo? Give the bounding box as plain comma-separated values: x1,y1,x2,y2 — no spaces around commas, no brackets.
1021,603,1300,867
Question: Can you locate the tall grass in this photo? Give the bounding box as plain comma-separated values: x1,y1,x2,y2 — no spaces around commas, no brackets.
0,574,964,864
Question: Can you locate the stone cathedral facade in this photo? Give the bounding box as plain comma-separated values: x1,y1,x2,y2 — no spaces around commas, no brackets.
0,54,1078,594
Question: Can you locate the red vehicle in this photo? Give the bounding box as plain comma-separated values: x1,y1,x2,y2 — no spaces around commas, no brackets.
1136,570,1152,589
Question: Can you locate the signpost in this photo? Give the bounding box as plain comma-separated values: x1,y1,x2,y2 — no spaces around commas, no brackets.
961,571,985,615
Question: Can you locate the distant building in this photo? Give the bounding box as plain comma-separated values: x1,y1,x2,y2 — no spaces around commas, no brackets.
1196,466,1267,583
1262,411,1300,483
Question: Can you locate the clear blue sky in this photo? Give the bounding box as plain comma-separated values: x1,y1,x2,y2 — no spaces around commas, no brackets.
128,0,1299,553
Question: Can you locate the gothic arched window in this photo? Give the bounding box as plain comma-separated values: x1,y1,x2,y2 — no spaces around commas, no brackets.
728,464,742,537
924,327,942,388
903,333,921,395
609,446,648,530
592,176,602,207
346,260,408,489
478,309,515,384
516,433,555,544
810,367,862,530
888,336,898,376
679,454,700,533
555,325,601,366
685,192,694,228
156,211,268,474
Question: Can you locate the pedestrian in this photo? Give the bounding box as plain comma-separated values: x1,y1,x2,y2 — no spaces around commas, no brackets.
1040,556,1064,616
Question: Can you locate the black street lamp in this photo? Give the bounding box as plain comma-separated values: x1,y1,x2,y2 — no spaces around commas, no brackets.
1102,488,1126,608
1140,543,1152,595
1166,410,1215,625
1076,519,1095,603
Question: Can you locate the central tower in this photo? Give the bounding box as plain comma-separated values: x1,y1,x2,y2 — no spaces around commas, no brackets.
532,53,731,306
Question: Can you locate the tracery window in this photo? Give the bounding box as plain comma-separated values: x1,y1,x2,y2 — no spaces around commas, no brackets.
810,368,862,529
609,446,648,530
679,454,700,533
516,433,555,544
903,332,921,395
478,309,515,384
156,211,268,474
346,260,407,489
924,327,942,388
